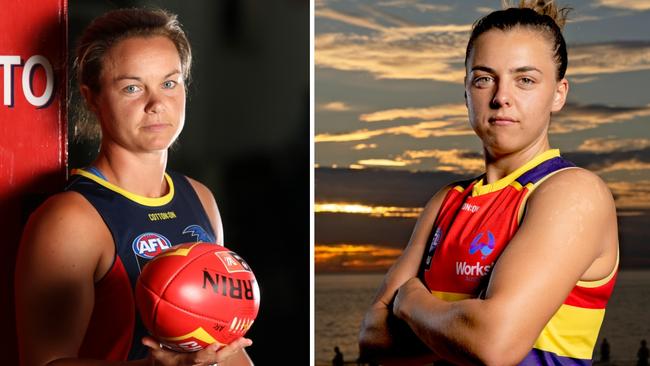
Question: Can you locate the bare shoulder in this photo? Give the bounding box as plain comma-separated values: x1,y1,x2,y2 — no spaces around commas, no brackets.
529,167,615,211
24,190,104,245
17,190,108,283
524,167,617,277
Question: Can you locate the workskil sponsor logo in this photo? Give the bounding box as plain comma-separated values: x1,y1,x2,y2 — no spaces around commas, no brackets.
132,232,173,259
455,261,494,277
455,230,496,279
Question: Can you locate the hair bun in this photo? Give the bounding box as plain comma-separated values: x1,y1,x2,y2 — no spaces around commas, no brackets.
503,0,571,29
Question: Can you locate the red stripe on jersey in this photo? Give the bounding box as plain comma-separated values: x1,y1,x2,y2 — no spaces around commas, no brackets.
564,272,617,309
78,257,134,360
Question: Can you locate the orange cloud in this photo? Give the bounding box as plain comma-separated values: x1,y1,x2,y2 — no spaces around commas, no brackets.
569,42,650,77
317,1,650,82
316,31,469,82
318,101,352,112
364,103,650,134
552,103,650,133
578,138,650,153
315,7,386,32
352,143,378,150
315,202,422,218
315,120,471,143
357,158,409,167
315,244,402,272
475,6,495,14
597,160,650,174
607,180,650,209
569,76,600,84
317,102,650,146
379,1,453,13
595,0,650,10
401,149,484,174
360,103,467,122
567,15,603,23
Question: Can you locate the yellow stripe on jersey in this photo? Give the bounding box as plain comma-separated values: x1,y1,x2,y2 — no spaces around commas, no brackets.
430,290,472,301
577,250,619,288
472,149,560,197
533,304,605,359
73,168,175,207
509,181,534,192
155,242,204,259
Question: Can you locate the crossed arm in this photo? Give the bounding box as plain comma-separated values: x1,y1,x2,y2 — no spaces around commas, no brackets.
359,169,618,365
358,185,452,364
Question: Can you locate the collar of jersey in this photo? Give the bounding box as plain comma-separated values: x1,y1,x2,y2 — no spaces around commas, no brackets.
471,149,561,197
72,168,175,207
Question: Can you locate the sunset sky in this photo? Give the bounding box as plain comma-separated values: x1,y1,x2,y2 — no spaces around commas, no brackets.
315,0,650,272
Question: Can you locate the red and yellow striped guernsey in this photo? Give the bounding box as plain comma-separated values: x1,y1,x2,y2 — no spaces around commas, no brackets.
419,149,617,365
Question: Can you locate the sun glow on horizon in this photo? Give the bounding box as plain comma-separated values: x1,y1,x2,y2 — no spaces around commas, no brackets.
315,202,422,218
315,244,403,272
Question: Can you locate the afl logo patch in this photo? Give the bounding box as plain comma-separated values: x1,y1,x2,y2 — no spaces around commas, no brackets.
132,232,173,259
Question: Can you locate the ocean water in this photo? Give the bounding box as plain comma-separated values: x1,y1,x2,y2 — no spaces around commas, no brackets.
315,271,650,364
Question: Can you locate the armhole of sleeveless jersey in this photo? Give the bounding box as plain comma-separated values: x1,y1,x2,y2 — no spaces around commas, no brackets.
514,167,619,288
576,248,619,288
178,174,218,241
68,188,119,285
516,167,580,225
90,198,118,285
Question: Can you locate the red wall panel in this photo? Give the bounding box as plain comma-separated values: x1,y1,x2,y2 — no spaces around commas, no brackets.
0,0,67,363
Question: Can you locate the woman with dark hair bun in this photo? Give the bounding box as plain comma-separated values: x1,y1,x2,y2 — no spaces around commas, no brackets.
16,8,253,366
359,1,619,365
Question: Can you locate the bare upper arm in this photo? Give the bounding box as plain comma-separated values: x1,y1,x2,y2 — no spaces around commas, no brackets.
15,191,109,366
481,168,618,357
186,177,223,245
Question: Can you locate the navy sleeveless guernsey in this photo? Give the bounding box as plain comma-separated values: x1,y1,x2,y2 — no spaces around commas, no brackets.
66,168,217,360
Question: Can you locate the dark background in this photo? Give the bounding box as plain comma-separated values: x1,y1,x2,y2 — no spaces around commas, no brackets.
69,0,309,363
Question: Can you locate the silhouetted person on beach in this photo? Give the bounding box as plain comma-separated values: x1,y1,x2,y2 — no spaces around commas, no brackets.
333,346,344,366
600,338,610,362
638,339,649,366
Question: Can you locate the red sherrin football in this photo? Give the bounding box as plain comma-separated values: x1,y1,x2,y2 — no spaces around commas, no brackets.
135,242,260,352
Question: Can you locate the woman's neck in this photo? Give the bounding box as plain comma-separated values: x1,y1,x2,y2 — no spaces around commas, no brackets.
92,143,169,198
483,138,551,184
